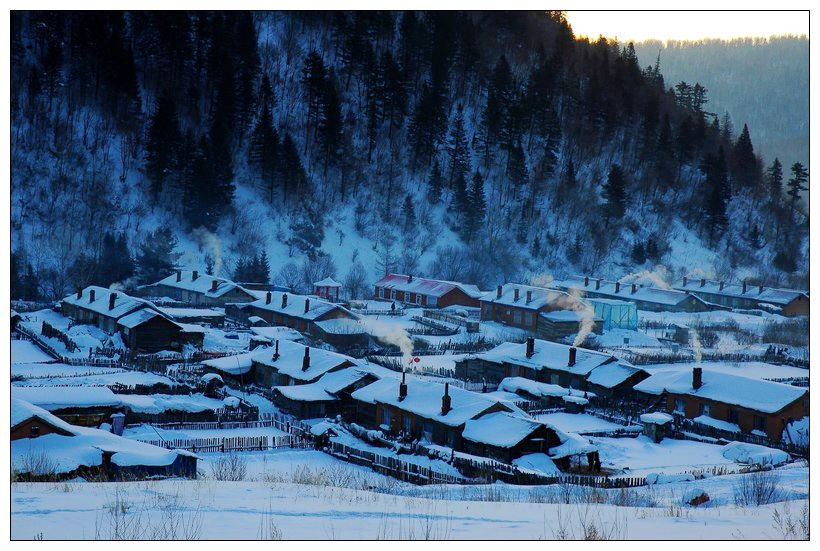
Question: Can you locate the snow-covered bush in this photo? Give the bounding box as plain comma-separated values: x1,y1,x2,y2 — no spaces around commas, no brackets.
732,469,782,506
209,453,247,481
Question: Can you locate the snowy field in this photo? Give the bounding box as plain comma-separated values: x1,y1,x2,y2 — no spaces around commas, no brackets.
10,453,809,540
535,412,631,434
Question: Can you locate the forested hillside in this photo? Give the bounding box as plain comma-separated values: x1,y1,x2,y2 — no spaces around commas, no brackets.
10,11,809,301
633,36,808,176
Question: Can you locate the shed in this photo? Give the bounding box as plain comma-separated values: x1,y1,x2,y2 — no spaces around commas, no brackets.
589,299,638,331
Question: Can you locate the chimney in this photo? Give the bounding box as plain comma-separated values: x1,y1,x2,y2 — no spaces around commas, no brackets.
441,383,452,415
192,270,199,281
302,347,311,371
496,285,503,299
408,274,413,283
683,276,688,287
595,279,601,290
108,293,117,310
514,288,520,301
759,285,764,295
584,276,589,287
272,339,280,361
719,281,724,291
89,289,96,302
176,270,181,282
266,291,272,304
304,298,310,313
525,336,535,358
526,290,532,304
631,283,637,294
568,346,577,367
742,281,747,294
692,367,703,389
615,282,621,293
281,293,288,309
77,287,83,299
700,278,705,287
398,371,408,401
211,280,219,293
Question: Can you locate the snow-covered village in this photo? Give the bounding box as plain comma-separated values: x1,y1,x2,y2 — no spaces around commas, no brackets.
7,7,812,543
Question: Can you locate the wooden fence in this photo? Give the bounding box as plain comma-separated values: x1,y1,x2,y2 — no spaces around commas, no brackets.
137,434,310,453
672,416,809,458
408,315,460,336
326,441,463,485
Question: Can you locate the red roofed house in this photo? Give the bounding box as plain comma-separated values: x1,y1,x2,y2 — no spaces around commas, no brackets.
373,274,483,309
314,277,342,301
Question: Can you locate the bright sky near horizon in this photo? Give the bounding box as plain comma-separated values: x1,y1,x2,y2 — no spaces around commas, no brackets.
566,11,809,42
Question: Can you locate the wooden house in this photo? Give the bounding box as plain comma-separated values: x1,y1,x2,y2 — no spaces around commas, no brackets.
674,277,809,317
461,411,561,463
116,309,186,352
456,337,643,394
158,306,226,327
373,274,483,309
251,339,359,387
61,286,159,334
140,270,258,307
634,367,809,442
350,375,513,449
479,284,576,331
271,368,378,419
313,277,342,302
551,276,712,312
229,291,367,348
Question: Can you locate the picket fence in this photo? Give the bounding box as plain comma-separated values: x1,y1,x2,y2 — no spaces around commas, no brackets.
138,434,310,453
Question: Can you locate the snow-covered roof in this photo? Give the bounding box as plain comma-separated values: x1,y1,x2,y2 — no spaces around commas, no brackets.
374,273,483,299
640,412,674,425
62,286,158,319
585,362,647,389
11,398,79,433
499,377,591,399
252,340,358,382
249,326,305,342
154,271,255,299
634,369,808,413
274,368,374,402
549,431,597,459
474,339,625,376
158,307,225,319
13,386,122,411
314,277,342,287
480,283,575,311
462,411,547,448
553,276,706,307
351,377,509,427
12,399,194,475
539,309,598,323
675,278,808,306
202,349,260,375
117,308,179,329
247,291,355,321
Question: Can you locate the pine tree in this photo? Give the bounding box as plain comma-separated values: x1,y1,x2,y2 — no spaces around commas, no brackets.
136,227,181,284
445,105,471,187
144,93,182,201
427,160,444,205
786,162,808,217
766,158,784,203
279,133,310,201
248,75,280,203
401,194,415,233
603,164,627,222
287,204,325,260
302,50,327,149
468,170,487,237
98,232,134,287
732,124,759,189
478,55,513,167
318,77,344,175
408,83,447,170
703,147,730,241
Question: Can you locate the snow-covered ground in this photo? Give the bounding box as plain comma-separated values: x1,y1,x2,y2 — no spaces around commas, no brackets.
536,413,634,434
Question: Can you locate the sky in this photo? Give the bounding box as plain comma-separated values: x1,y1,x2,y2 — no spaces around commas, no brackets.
566,11,809,42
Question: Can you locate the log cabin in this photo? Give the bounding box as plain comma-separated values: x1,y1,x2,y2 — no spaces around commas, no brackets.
373,274,483,308
551,276,712,312
479,284,579,332
634,367,809,442
140,270,258,307
271,367,378,419
674,277,809,316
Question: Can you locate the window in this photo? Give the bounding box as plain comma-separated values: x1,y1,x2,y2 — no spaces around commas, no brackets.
700,403,710,417
513,311,522,325
382,408,392,427
416,294,422,305
29,425,40,438
422,421,433,442
390,289,396,300
728,409,739,424
524,312,533,326
403,415,412,434
754,416,767,431
550,374,560,385
428,296,437,307
674,398,685,413
379,288,385,299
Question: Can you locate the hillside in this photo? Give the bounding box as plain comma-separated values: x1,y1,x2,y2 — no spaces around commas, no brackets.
10,11,810,301
632,36,809,174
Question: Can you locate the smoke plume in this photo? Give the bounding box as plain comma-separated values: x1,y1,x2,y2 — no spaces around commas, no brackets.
361,318,415,363
690,327,703,364
191,226,223,275
546,288,596,347
618,265,671,289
